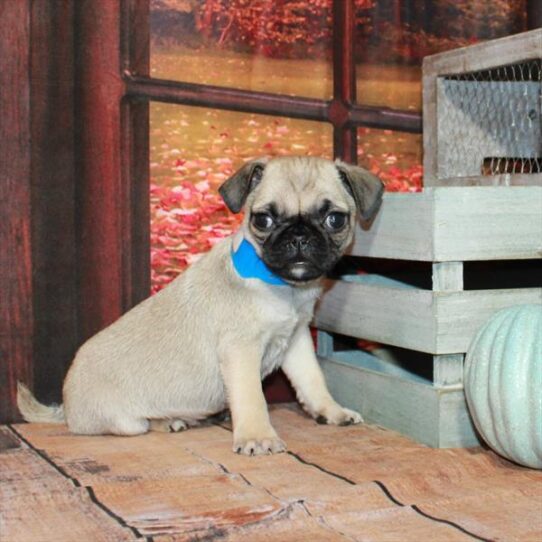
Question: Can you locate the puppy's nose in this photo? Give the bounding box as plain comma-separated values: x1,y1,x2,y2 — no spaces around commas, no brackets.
285,223,312,253
288,234,309,251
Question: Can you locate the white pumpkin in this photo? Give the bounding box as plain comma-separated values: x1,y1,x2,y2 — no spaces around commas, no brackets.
464,304,542,469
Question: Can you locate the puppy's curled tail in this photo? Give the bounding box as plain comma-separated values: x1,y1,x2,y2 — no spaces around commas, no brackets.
17,382,65,423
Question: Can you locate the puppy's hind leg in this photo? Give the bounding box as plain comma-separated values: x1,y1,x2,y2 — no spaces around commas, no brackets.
107,417,150,436
149,419,191,433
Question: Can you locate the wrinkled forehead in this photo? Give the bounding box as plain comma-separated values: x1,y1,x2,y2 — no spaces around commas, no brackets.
251,158,352,215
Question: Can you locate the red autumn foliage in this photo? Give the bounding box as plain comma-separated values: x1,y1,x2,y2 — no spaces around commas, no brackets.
150,158,243,293
195,0,374,59
153,0,526,64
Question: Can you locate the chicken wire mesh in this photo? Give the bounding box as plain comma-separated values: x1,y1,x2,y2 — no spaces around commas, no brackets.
437,58,541,180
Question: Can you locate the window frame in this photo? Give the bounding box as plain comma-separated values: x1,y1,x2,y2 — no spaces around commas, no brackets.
79,0,423,338
136,7,419,252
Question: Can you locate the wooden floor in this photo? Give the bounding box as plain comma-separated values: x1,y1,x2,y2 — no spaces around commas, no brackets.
1,404,541,542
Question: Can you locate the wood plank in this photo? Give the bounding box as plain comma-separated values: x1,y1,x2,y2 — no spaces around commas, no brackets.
4,405,542,541
0,0,33,423
266,403,420,450
0,428,138,541
12,420,340,540
350,187,542,262
431,262,464,386
419,491,542,542
435,287,542,353
433,354,464,388
90,476,282,537
432,262,463,292
437,388,480,448
272,410,533,494
316,330,334,357
121,0,151,308
374,454,542,506
423,29,542,78
154,506,347,542
286,426,542,541
349,191,434,260
311,506,471,542
422,174,542,187
212,507,347,542
1,447,74,498
13,423,228,486
319,352,479,448
315,276,437,353
0,427,21,452
1,489,138,542
433,186,542,261
30,0,78,405
316,277,541,354
188,438,371,503
74,0,127,342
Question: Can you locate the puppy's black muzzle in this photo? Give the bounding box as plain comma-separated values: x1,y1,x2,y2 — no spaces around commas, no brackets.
262,221,333,283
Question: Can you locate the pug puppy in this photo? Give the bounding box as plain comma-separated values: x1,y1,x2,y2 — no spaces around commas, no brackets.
18,156,383,455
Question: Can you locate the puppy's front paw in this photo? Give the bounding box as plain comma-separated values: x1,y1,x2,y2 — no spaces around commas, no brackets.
316,405,363,426
233,435,286,456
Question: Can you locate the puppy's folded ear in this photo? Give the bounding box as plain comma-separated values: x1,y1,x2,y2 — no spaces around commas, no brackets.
335,160,385,222
219,158,269,213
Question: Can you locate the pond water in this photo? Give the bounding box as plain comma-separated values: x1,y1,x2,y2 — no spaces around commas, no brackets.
151,46,422,110
150,48,423,290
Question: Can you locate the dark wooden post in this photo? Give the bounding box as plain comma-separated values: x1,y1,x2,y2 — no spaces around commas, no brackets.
122,0,152,310
0,1,78,417
331,0,357,163
74,1,126,342
0,0,151,420
74,0,150,344
30,1,78,405
0,2,34,422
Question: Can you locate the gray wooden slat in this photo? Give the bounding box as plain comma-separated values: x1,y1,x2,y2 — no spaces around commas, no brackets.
349,191,434,261
350,187,542,262
314,277,437,353
315,279,542,354
432,187,542,261
319,352,479,448
435,287,542,353
433,354,464,388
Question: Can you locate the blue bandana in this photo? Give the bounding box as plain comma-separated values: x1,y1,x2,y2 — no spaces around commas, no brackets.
231,238,287,286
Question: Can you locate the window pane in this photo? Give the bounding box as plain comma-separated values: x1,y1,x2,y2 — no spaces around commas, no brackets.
150,0,333,99
150,102,332,292
356,0,527,110
357,127,422,192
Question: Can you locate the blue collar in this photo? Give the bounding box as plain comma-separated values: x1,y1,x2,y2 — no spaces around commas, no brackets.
231,238,287,286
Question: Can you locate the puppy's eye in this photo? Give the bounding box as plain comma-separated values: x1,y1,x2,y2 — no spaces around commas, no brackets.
324,212,347,231
251,213,274,231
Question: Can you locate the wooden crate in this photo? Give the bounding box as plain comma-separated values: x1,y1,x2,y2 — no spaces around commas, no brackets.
423,29,542,187
348,186,542,261
314,31,542,448
315,188,541,448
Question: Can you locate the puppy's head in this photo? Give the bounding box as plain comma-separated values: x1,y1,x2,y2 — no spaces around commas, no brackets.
219,156,383,284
